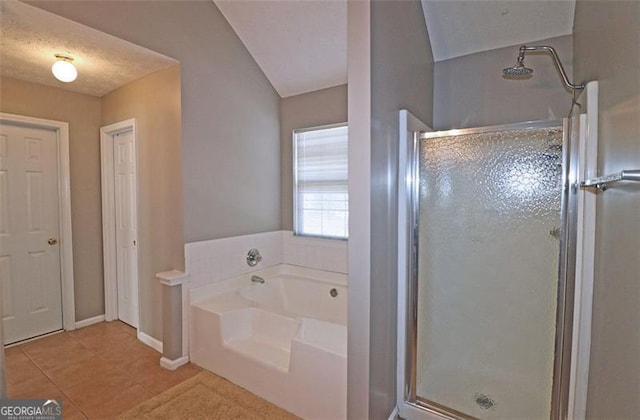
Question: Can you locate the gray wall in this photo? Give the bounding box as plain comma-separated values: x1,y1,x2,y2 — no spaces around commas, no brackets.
2,68,183,340
434,34,573,130
102,65,184,340
0,77,104,322
369,0,434,417
29,1,282,243
573,2,640,417
280,84,348,230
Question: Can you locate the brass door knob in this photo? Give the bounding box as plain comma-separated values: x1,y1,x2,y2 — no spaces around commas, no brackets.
48,237,58,245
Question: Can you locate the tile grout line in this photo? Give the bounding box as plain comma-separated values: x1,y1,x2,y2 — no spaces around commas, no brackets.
93,350,161,397
18,335,90,419
62,329,157,416
82,330,143,418
7,322,195,418
7,347,80,418
65,325,164,415
16,327,132,418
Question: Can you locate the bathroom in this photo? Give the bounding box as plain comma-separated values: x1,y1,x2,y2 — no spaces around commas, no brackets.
1,1,639,419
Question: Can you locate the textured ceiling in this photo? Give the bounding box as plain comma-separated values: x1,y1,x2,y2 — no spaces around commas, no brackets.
4,0,575,99
422,0,576,62
0,1,178,97
214,0,347,98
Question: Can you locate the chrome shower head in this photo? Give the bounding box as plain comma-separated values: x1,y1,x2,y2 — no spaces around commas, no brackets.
503,46,533,78
503,63,534,77
503,45,585,90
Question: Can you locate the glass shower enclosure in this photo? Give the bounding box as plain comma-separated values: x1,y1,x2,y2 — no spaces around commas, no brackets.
401,120,576,419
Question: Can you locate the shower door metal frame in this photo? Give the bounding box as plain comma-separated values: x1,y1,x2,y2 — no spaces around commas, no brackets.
402,119,577,420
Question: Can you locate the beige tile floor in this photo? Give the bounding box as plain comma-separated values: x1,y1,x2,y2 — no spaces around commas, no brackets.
5,321,201,419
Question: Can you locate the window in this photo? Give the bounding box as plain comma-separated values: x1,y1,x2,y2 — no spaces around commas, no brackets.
293,124,348,239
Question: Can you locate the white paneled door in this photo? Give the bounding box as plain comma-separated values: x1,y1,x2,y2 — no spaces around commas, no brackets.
0,122,63,344
113,130,138,328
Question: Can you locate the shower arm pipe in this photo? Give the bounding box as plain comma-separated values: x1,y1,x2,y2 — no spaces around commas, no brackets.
520,45,585,90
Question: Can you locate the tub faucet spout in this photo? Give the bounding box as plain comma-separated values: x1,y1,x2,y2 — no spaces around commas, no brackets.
251,275,265,284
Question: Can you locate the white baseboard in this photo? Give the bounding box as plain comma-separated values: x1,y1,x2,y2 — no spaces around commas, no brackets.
160,356,189,371
388,406,399,420
75,314,105,329
137,330,163,353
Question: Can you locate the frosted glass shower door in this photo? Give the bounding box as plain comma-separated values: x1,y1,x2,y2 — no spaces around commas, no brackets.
415,126,564,418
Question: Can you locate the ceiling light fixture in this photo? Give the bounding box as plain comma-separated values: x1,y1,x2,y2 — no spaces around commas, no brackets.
51,54,77,83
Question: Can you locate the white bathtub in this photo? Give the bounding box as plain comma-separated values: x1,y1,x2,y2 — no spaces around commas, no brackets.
189,264,347,419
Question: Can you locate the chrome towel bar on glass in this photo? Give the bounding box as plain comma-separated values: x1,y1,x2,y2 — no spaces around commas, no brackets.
580,169,640,191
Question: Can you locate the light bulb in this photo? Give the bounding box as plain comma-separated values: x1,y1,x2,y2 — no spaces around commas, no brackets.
51,57,77,83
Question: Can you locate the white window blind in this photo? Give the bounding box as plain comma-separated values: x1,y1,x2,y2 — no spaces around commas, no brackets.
294,124,348,239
